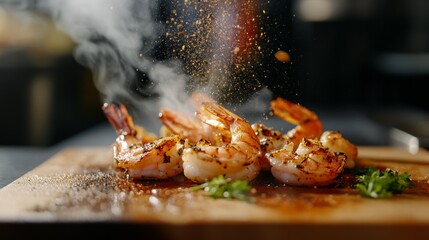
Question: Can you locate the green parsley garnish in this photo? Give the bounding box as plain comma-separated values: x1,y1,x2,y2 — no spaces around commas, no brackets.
190,175,253,202
355,167,412,199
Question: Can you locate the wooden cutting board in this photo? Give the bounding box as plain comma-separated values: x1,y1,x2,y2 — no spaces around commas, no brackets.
1,146,429,238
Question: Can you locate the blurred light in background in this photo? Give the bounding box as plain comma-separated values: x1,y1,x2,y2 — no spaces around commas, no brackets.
297,0,345,22
0,7,103,146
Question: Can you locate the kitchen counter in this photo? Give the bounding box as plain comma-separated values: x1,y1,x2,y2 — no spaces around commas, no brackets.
0,123,116,188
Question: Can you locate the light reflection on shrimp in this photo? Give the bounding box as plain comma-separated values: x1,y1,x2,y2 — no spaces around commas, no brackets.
102,103,185,179
182,102,261,183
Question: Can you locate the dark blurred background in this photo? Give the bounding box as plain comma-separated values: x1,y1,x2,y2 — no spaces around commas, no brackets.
0,0,428,149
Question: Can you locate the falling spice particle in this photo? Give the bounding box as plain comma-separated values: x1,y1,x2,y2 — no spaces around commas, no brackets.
233,47,240,55
275,50,290,63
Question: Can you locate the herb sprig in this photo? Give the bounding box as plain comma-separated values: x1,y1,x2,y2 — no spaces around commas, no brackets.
190,175,253,202
355,167,412,199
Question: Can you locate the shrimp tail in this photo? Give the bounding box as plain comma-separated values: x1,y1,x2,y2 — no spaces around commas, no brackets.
102,103,136,136
271,97,323,143
271,98,320,127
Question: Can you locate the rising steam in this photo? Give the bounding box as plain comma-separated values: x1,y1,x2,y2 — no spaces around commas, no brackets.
1,0,273,130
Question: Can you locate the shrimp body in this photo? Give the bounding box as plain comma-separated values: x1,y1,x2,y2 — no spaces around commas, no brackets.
102,103,184,179
182,102,261,183
271,97,323,147
320,131,358,168
252,123,289,171
113,134,185,179
266,138,346,186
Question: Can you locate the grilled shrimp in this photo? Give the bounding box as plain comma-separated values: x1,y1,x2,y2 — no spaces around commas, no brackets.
266,138,346,186
182,102,262,183
270,97,357,168
102,103,185,179
320,131,357,168
252,97,322,171
271,97,323,147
